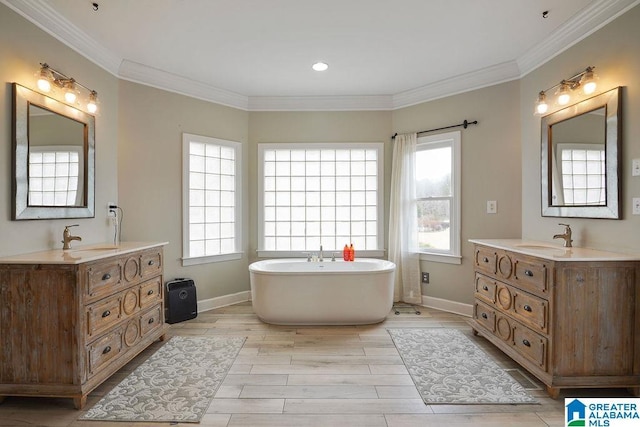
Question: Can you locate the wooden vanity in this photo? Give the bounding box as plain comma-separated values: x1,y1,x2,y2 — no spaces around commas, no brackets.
469,239,640,398
0,242,168,409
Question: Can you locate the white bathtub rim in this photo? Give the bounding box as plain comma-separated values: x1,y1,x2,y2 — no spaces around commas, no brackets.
249,258,396,275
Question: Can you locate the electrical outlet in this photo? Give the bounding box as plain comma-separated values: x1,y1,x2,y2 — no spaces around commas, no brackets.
421,272,429,283
633,198,640,215
633,159,640,177
107,202,117,217
486,200,497,214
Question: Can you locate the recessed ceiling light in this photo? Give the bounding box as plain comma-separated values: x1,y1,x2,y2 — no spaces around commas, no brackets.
312,62,328,72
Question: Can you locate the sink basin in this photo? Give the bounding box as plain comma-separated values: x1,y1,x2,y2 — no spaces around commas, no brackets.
69,246,119,252
516,244,559,250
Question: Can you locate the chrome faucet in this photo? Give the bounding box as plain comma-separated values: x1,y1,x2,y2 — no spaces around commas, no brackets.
553,223,573,248
319,245,323,262
62,224,82,250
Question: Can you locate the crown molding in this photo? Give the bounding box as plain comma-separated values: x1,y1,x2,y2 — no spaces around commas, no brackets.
0,0,121,75
118,60,249,110
3,0,636,111
248,95,393,111
391,61,521,109
517,0,640,76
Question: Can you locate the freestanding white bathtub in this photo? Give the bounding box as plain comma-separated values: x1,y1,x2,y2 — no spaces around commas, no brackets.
248,258,396,325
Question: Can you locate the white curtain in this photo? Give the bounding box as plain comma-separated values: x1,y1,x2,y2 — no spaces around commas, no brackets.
388,133,422,304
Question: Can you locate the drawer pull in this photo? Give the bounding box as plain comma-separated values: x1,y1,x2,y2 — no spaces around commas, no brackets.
148,318,155,324
102,345,112,354
101,310,111,318
481,313,488,319
523,305,532,312
524,270,533,277
147,289,154,295
483,257,489,263
482,285,489,291
102,273,111,281
522,339,531,347
148,260,155,266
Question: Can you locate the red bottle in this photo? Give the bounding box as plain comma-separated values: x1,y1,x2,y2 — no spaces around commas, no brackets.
343,244,350,261
349,243,355,261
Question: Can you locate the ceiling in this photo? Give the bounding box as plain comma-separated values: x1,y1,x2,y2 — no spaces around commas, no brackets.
3,0,638,110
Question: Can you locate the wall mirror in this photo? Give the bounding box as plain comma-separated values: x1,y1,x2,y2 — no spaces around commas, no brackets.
541,86,621,219
12,83,95,220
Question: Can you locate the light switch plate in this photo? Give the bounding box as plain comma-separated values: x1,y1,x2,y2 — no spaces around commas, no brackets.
633,159,640,177
486,200,497,214
633,198,640,215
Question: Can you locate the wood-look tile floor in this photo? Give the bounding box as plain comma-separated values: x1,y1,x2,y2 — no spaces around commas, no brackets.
0,301,633,426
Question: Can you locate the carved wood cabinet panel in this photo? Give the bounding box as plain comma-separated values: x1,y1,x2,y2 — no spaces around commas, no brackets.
469,243,640,398
0,245,167,409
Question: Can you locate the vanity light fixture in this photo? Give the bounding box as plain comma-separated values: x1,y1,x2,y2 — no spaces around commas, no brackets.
35,63,99,114
534,66,597,115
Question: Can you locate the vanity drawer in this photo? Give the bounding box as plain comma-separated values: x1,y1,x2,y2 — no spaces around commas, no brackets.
141,305,162,336
512,289,548,334
474,300,496,332
513,256,551,297
86,294,122,338
475,273,497,304
512,322,547,371
140,277,163,308
140,250,162,279
475,247,497,275
86,260,123,299
87,328,123,378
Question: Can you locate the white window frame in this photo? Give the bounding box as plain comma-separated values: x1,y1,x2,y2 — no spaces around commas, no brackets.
182,133,242,266
257,142,385,258
416,131,461,265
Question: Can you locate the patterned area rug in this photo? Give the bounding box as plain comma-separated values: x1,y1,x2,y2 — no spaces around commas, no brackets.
81,335,246,423
387,328,537,404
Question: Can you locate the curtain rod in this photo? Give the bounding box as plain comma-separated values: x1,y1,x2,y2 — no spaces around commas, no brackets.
392,119,478,139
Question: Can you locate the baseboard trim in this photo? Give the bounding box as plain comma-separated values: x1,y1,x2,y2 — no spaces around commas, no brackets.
195,291,470,317
198,291,251,313
421,295,473,318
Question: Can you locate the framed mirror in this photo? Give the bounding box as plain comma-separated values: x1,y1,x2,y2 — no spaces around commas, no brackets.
541,86,622,219
12,83,95,220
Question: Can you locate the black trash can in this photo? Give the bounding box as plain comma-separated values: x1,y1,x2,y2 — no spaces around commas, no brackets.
165,278,197,324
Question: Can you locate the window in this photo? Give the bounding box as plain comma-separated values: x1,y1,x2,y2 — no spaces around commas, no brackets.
28,146,84,206
415,131,461,263
182,133,242,266
555,144,605,205
258,143,384,257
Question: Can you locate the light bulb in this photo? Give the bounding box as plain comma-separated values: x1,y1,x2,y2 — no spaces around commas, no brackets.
534,91,548,115
64,90,77,103
63,80,77,103
36,65,51,92
583,81,597,95
555,82,571,105
87,91,98,113
37,77,51,92
581,67,597,95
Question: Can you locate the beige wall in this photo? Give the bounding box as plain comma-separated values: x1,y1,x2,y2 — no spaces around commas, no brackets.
0,3,118,257
520,5,640,254
2,2,639,308
392,81,523,305
117,81,249,301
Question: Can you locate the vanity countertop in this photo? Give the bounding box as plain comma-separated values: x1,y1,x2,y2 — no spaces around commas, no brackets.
469,238,640,262
0,241,168,265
